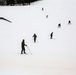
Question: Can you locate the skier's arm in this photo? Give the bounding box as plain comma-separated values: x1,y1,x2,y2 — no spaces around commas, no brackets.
25,44,27,46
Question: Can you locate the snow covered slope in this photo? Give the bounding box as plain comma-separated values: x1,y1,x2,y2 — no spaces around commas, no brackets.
0,0,76,75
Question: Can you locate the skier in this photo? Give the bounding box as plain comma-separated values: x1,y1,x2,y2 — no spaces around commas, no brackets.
46,15,48,18
58,23,61,28
68,20,71,24
42,7,44,11
50,32,53,39
21,39,27,54
33,33,37,43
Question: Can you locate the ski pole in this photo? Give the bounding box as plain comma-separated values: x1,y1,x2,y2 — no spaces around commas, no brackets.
27,46,32,54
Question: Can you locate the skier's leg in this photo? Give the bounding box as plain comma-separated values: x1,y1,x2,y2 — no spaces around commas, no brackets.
34,38,35,43
51,36,52,39
21,49,23,54
51,35,53,39
50,35,53,39
24,48,26,54
34,38,36,43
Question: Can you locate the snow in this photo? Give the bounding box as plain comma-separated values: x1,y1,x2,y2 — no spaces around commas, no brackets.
0,0,76,75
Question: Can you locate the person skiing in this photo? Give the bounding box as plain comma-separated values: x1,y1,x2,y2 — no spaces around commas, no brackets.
58,23,61,28
46,15,48,18
42,7,44,11
33,33,37,43
68,20,71,24
21,39,27,54
50,32,53,39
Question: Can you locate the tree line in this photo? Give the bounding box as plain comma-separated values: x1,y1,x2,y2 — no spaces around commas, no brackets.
0,0,40,6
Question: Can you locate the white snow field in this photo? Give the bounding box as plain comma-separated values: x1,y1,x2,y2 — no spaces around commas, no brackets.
0,0,76,75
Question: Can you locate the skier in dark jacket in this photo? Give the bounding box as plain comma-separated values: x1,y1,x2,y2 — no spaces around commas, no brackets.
58,23,61,28
33,33,37,43
46,15,48,18
50,32,53,39
68,20,71,24
42,7,44,11
21,39,27,54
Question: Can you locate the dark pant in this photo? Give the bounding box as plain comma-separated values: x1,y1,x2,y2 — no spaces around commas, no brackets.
21,48,26,54
34,38,36,42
